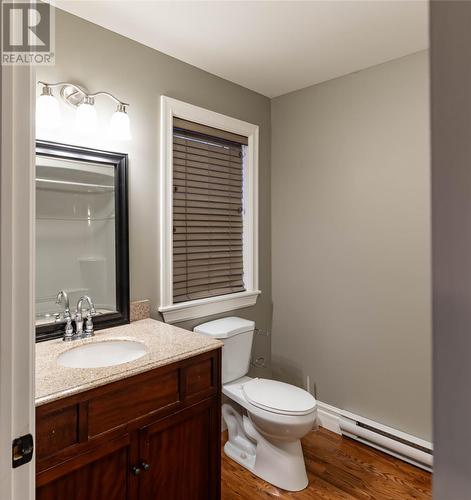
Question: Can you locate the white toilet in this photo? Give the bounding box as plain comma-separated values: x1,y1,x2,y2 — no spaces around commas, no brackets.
194,317,317,492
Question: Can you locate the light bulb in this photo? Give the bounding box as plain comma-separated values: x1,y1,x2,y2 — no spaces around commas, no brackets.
110,104,131,141
75,97,97,133
36,87,61,130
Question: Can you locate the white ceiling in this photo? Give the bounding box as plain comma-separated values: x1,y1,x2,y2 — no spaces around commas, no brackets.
53,0,429,98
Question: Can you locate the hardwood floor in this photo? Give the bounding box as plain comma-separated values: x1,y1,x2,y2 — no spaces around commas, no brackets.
221,428,432,499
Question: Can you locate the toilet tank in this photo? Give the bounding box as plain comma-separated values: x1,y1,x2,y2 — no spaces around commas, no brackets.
194,317,255,384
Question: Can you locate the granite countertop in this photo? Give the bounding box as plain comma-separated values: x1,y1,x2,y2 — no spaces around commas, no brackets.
36,318,222,407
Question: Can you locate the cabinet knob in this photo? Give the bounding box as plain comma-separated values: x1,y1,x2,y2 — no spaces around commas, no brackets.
131,465,142,476
141,462,150,471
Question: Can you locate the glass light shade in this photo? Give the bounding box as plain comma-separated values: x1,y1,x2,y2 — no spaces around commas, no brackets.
75,102,97,133
36,94,61,130
110,109,132,140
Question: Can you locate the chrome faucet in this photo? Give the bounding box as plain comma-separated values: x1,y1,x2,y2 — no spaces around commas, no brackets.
56,290,74,341
56,290,71,320
75,296,96,338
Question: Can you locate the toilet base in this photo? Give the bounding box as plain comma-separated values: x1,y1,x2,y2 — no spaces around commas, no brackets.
222,404,309,492
224,440,256,471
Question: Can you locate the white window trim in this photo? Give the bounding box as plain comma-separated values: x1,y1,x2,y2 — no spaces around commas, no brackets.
159,96,260,323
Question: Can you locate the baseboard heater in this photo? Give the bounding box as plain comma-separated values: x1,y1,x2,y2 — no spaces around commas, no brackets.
339,416,433,472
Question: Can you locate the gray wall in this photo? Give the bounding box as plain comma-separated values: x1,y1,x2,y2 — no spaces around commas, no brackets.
37,9,433,439
37,8,272,370
271,51,432,440
431,1,471,496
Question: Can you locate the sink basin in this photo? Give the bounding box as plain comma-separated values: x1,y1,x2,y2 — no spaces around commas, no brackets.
58,340,147,368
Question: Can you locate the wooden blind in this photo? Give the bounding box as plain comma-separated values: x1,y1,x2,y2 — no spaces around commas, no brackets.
173,119,247,303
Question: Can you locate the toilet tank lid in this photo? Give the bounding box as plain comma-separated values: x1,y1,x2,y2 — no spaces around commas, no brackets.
194,317,255,338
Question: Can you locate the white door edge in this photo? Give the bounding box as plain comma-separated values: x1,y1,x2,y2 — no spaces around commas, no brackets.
0,60,36,499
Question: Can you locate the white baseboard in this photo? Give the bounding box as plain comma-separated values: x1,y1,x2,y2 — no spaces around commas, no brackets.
317,401,433,448
317,401,343,434
316,400,433,471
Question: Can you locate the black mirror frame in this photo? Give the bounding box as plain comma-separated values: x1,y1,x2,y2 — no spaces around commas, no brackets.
35,140,130,342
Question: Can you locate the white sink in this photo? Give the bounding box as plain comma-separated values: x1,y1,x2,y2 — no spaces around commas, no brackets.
58,340,147,368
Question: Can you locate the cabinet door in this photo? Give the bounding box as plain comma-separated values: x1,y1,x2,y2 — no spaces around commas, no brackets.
37,436,131,500
138,399,220,500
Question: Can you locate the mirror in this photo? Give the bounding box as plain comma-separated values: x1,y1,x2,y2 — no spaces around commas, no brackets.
35,141,129,341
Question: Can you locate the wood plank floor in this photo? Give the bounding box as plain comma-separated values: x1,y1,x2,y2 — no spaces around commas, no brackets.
221,428,431,499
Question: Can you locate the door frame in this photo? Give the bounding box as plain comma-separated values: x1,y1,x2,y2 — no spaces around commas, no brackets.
0,56,36,500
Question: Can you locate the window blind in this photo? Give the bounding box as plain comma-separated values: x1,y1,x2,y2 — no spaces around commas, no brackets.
172,118,247,303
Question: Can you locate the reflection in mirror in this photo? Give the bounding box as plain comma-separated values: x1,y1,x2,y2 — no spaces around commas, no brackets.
36,156,117,325
35,141,129,341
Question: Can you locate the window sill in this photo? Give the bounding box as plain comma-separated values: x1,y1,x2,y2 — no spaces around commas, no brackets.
159,290,261,324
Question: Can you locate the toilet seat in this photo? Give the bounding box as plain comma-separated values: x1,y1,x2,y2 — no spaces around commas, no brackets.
242,378,316,416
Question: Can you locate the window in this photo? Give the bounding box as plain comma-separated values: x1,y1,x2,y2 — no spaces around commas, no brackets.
159,97,260,323
172,120,246,303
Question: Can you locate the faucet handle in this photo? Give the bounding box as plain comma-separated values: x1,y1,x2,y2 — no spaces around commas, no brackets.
63,316,74,342
84,311,94,337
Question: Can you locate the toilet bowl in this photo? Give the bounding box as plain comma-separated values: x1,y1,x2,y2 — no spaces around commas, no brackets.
194,317,317,492
222,376,317,491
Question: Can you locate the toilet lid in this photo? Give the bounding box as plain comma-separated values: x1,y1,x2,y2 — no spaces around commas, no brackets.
242,378,316,416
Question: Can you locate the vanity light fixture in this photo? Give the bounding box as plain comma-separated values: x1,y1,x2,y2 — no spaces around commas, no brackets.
36,81,132,140
36,85,61,130
75,96,97,134
109,103,132,141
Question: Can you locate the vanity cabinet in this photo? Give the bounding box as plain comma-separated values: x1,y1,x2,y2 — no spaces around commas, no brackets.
36,349,221,500
138,400,214,499
36,436,130,500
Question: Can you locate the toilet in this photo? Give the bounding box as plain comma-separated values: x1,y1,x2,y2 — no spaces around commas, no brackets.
194,317,317,492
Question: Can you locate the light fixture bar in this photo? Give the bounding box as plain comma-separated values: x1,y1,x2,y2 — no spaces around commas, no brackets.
88,91,129,107
37,81,129,108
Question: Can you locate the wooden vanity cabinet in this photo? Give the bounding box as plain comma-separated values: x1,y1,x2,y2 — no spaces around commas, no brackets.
36,348,221,500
